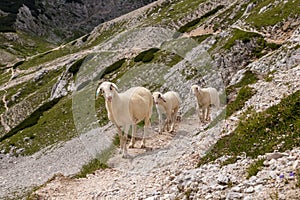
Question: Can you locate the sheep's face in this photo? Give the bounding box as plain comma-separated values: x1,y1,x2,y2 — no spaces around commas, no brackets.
153,92,166,105
97,82,118,102
191,85,199,95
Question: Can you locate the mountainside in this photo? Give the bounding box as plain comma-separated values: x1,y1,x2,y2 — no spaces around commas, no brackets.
0,0,156,42
0,0,299,199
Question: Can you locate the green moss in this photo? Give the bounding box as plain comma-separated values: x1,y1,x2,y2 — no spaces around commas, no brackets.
198,90,300,166
247,159,265,179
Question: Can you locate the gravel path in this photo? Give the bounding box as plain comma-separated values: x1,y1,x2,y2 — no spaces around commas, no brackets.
32,116,225,199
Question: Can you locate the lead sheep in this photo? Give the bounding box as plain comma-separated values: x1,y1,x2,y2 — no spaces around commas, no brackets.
191,85,220,123
96,81,153,158
152,91,181,134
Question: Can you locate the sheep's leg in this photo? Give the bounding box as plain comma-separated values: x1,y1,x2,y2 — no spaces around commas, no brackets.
201,108,206,123
115,125,123,154
128,124,136,148
206,107,211,121
158,111,163,134
141,117,151,148
163,117,172,132
162,117,168,132
121,125,130,158
170,108,178,132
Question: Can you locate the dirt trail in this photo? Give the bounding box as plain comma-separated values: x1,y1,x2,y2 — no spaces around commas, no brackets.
33,115,224,199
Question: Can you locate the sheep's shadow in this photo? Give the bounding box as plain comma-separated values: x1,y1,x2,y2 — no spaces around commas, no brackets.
107,126,193,173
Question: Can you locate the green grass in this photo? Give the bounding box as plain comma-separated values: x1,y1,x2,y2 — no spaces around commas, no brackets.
212,1,252,31
247,159,265,178
245,0,300,28
146,0,207,25
198,90,300,166
17,48,72,70
0,96,77,155
68,56,87,76
74,157,109,178
191,34,212,43
0,97,61,142
226,70,258,94
134,48,160,63
205,85,255,130
4,68,63,109
226,86,256,118
178,5,225,33
223,28,262,50
0,31,55,58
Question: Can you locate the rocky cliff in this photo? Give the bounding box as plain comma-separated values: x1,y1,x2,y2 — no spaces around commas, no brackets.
0,0,156,43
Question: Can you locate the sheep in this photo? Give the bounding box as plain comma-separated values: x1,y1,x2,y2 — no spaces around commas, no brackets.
191,85,220,123
152,91,181,134
96,81,153,158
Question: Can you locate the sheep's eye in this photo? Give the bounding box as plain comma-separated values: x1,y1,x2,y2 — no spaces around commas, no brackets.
110,85,113,91
100,88,103,94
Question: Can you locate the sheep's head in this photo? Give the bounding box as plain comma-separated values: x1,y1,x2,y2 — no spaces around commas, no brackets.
96,81,118,102
191,85,200,95
152,92,166,105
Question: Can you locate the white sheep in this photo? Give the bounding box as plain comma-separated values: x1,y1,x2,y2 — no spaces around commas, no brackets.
191,85,220,123
96,81,153,158
152,91,181,134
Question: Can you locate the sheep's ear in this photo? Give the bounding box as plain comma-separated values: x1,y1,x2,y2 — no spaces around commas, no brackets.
110,83,118,91
96,86,101,98
159,94,167,103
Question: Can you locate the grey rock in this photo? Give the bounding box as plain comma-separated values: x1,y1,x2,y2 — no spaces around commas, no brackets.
244,186,254,193
231,186,241,192
217,174,230,185
226,192,244,200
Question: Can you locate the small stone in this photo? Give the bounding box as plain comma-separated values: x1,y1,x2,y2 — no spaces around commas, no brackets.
217,175,230,185
266,152,289,160
205,193,213,199
23,137,31,142
231,186,241,192
245,186,254,193
226,192,244,200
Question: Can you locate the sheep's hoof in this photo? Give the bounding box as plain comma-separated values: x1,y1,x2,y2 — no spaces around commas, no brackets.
122,152,129,158
141,144,146,149
128,143,135,148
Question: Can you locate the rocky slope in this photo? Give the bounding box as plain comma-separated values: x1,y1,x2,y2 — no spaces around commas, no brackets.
0,0,299,199
0,0,156,42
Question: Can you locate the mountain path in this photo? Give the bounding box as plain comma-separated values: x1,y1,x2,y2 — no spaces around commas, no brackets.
32,115,225,200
